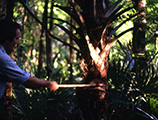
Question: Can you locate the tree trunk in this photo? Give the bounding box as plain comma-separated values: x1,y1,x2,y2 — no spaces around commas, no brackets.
133,0,146,55
38,28,45,73
156,33,158,52
4,1,15,120
68,0,135,119
75,0,111,119
69,0,75,83
4,82,13,120
38,0,48,74
45,0,52,78
46,1,54,78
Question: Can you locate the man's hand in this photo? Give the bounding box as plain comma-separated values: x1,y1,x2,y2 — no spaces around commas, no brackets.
48,81,59,91
24,77,59,91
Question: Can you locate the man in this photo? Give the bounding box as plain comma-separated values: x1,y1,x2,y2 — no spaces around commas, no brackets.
0,17,59,99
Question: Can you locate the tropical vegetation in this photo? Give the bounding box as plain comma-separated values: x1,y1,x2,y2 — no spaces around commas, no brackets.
0,0,158,120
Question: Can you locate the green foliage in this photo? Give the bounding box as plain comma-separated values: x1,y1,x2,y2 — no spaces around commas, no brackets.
12,42,82,120
149,95,158,115
108,48,158,119
12,85,83,120
145,0,158,52
12,86,49,120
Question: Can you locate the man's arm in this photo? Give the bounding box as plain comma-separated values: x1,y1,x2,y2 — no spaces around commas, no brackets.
23,77,59,91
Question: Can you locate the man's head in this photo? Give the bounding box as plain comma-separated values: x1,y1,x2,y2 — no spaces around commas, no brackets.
0,18,21,54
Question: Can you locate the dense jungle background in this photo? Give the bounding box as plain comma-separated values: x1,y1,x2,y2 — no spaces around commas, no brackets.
0,0,158,120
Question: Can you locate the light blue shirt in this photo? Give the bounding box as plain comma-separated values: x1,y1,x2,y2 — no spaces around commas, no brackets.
0,44,30,98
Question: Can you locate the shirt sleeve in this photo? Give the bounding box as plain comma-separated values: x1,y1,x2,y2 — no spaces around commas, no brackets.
0,54,30,84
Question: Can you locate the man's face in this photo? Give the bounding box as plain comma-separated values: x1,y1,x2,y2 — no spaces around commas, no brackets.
6,28,21,54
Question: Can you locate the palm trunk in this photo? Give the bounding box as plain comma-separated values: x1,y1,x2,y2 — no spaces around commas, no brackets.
71,0,135,119
75,1,111,119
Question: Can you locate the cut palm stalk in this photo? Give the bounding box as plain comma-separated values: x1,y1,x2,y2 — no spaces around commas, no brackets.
58,83,104,88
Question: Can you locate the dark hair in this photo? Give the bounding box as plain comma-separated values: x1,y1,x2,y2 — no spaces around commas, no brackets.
0,17,21,44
